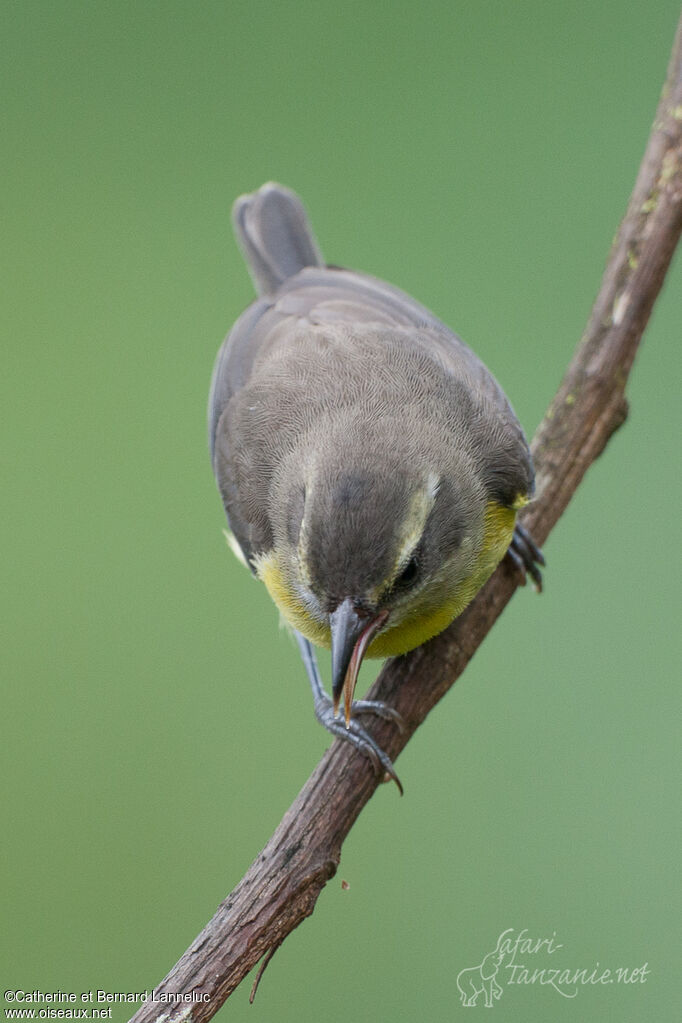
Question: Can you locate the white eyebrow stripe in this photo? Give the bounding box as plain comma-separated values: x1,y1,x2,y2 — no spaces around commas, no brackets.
394,530,422,573
392,473,440,574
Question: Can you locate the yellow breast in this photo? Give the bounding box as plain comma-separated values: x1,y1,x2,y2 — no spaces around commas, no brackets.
255,500,517,658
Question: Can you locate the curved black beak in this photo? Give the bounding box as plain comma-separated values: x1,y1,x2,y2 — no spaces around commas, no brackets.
330,599,366,710
330,598,389,726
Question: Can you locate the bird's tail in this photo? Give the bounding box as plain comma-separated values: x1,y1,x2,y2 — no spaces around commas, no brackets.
232,182,325,296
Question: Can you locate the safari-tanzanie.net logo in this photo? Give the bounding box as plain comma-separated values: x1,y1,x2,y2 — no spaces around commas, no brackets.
456,928,649,1008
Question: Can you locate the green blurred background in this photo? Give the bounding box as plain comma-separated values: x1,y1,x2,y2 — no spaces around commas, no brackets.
3,2,680,1020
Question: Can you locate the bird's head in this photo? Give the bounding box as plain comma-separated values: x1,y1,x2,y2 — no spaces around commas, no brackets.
265,422,495,724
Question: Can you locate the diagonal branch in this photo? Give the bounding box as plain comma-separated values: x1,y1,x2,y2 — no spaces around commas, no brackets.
130,17,682,1023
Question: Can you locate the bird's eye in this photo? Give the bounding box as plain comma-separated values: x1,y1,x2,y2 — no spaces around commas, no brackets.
395,556,419,590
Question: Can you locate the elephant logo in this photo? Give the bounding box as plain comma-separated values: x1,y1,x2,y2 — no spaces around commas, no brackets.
456,947,506,1007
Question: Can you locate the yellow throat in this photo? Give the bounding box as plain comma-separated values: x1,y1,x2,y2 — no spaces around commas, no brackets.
253,499,518,658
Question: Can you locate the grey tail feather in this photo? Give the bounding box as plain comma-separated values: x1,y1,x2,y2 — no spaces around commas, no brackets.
232,182,325,296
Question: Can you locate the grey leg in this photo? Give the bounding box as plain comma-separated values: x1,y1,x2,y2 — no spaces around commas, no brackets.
294,631,404,793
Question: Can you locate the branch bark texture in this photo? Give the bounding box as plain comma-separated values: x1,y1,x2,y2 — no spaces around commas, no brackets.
130,19,682,1023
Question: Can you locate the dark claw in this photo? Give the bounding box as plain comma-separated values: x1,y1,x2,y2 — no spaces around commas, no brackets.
313,695,404,794
515,522,545,565
506,544,527,585
525,557,543,591
507,522,545,593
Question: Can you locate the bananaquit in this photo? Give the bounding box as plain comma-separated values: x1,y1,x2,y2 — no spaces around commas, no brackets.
209,183,543,789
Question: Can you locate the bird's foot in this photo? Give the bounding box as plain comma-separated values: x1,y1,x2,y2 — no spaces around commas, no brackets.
507,522,545,592
313,692,404,794
349,697,406,732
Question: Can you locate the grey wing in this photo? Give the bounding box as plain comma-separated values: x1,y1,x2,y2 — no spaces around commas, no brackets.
207,264,441,567
209,265,533,568
273,266,535,505
208,295,279,569
209,263,442,467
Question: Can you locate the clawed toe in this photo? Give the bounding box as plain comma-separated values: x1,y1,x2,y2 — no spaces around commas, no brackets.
314,697,403,794
350,698,406,734
507,522,545,593
296,630,403,793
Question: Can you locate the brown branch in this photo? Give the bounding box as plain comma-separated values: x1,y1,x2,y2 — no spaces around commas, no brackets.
130,19,682,1023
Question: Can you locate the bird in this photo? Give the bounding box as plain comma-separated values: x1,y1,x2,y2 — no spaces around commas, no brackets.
208,183,543,791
